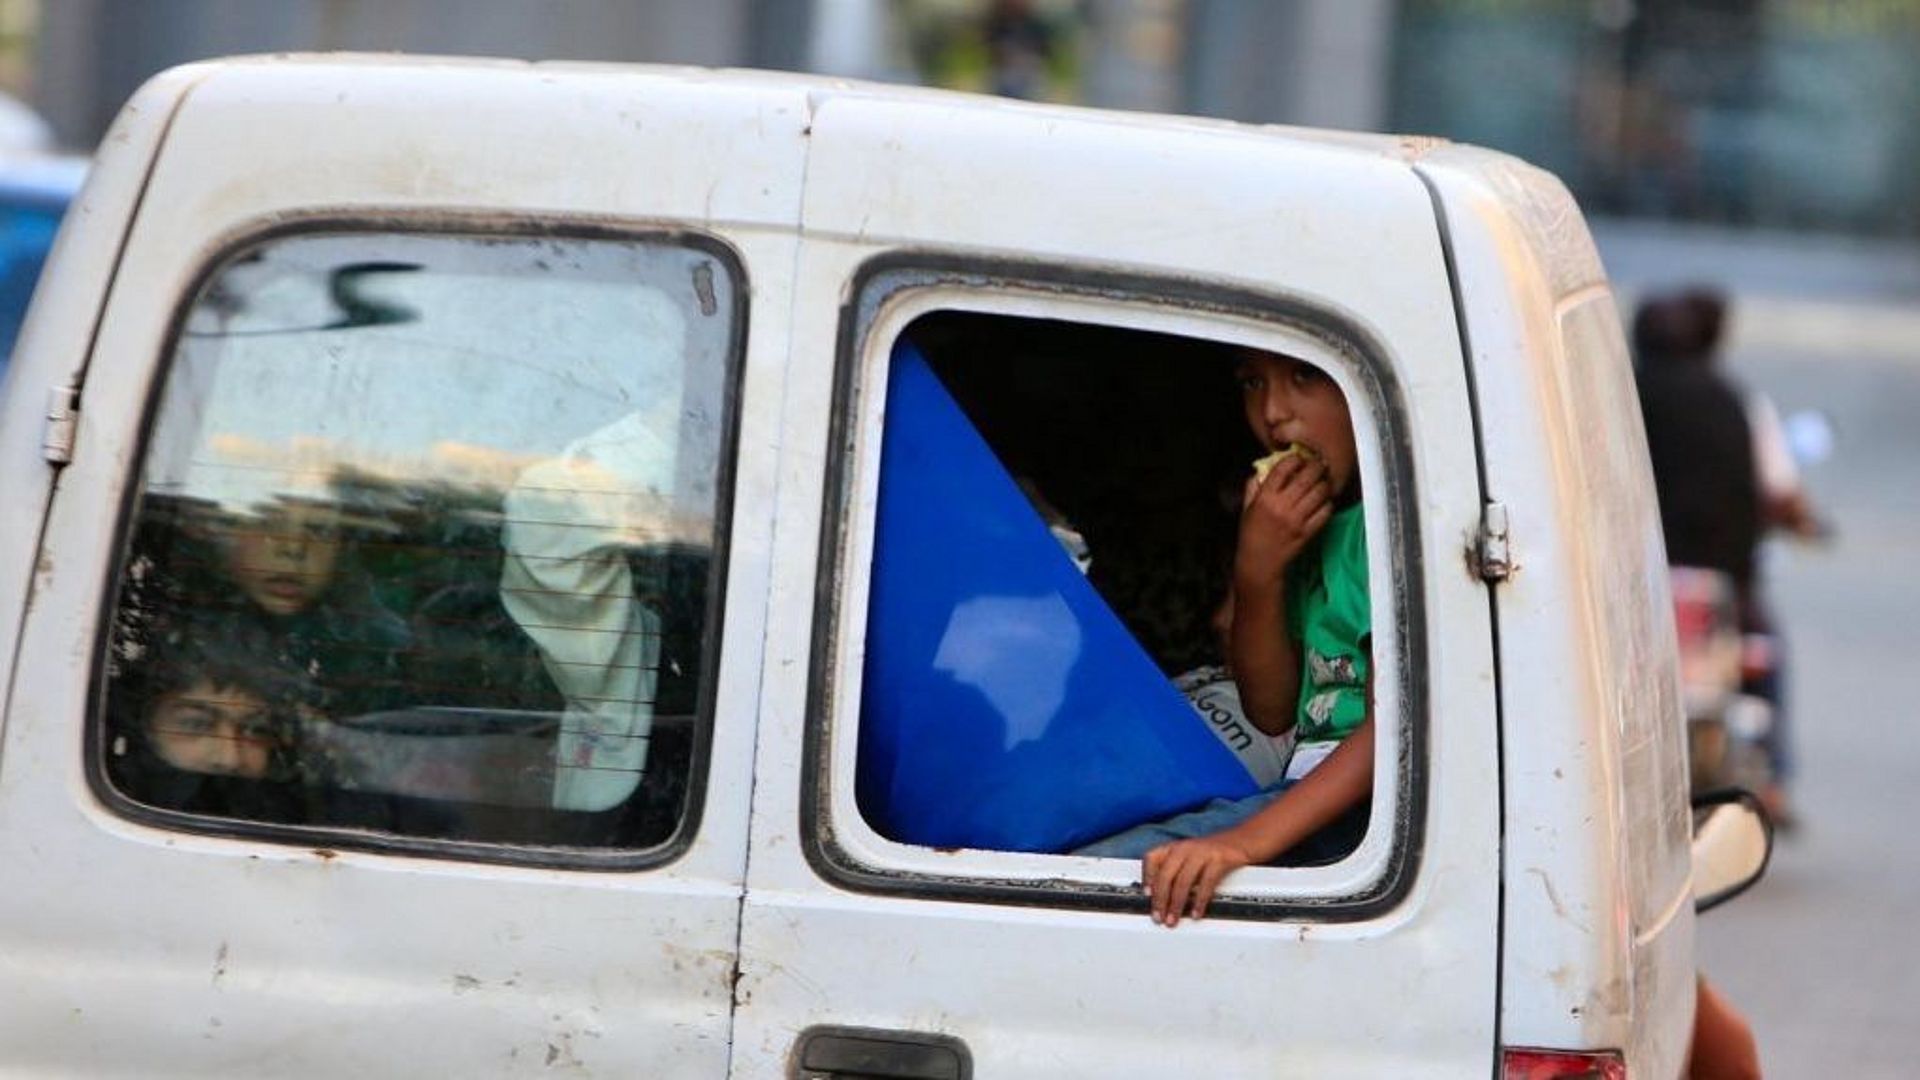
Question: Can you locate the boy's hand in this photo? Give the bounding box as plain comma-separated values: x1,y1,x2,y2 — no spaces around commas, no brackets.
1236,455,1333,587
1142,835,1254,926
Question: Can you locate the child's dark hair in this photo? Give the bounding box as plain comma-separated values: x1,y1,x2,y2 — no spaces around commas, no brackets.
106,611,320,819
115,610,319,765
140,617,313,711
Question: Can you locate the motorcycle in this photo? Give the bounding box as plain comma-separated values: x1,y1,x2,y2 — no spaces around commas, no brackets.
1670,565,1753,796
1674,406,1832,807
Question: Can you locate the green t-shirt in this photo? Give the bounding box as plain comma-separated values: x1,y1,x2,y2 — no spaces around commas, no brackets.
1284,502,1370,743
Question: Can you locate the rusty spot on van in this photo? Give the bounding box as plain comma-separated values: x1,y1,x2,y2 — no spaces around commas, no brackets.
691,262,717,317
312,848,338,860
29,553,54,610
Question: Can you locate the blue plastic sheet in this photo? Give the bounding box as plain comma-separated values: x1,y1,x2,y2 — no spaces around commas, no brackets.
0,201,63,370
857,341,1257,853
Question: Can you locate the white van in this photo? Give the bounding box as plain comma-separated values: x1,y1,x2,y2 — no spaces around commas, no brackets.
0,56,1765,1078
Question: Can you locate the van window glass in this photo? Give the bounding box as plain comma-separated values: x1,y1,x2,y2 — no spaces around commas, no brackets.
100,232,737,857
856,312,1374,865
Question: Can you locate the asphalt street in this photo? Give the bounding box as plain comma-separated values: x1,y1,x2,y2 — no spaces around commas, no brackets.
1593,220,1920,1075
1683,305,1920,1078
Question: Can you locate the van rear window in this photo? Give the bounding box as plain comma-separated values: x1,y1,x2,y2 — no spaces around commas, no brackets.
96,230,740,862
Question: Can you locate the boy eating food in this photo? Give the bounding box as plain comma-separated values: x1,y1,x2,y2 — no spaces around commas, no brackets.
1078,348,1373,926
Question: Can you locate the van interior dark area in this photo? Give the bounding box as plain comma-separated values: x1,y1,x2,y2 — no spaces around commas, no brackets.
909,311,1262,675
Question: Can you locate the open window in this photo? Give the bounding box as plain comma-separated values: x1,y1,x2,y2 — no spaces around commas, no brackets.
93,227,742,867
810,266,1418,914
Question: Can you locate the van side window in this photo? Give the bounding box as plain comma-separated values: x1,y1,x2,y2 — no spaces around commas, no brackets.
851,310,1381,870
98,231,740,860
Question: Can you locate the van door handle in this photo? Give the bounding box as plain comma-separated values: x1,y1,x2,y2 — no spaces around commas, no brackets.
793,1026,971,1079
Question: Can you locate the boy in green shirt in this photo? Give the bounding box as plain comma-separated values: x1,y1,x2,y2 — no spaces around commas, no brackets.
1078,348,1373,927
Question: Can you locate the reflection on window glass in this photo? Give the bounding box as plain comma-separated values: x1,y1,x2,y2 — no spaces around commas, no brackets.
103,232,736,854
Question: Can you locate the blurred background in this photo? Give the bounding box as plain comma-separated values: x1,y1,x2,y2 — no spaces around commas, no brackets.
3,1,1915,1074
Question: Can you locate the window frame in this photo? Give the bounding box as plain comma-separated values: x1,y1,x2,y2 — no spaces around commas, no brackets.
84,214,751,873
802,254,1432,921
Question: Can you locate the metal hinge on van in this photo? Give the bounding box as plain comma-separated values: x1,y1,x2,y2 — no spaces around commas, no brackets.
1473,501,1513,583
43,383,78,466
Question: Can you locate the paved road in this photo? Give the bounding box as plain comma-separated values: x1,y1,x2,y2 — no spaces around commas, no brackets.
1594,222,1920,1075
1690,323,1920,1078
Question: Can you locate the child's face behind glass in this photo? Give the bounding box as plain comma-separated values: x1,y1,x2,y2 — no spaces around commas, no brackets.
146,678,277,778
1235,351,1358,499
221,502,342,616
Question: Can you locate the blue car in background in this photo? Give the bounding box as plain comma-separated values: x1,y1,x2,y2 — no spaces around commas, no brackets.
0,155,86,383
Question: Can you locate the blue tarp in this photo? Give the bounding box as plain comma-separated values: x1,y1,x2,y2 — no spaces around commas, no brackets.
0,160,83,377
0,202,60,372
857,341,1257,853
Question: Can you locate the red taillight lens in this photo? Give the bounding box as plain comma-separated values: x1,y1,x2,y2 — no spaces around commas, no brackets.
1502,1046,1626,1079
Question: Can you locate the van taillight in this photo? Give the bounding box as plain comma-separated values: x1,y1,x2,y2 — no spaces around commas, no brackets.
1501,1047,1626,1079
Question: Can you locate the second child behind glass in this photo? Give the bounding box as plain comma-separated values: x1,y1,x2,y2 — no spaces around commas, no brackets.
203,497,410,720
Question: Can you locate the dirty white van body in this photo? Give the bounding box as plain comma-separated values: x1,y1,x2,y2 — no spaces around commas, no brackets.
0,56,1693,1077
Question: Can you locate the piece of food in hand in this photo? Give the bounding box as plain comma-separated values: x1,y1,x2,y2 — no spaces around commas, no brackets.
1251,443,1318,482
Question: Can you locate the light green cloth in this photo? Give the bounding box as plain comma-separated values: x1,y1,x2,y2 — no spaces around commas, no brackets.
501,411,675,812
